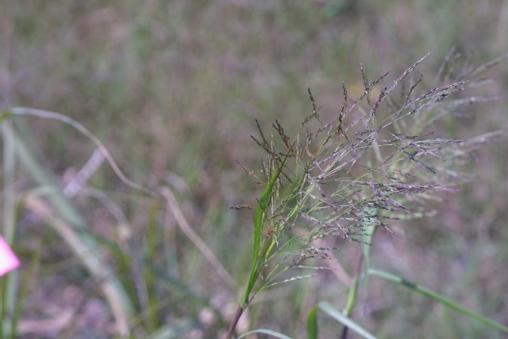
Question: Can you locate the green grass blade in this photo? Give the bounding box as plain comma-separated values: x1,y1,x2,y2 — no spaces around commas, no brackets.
143,201,161,331
343,276,359,317
252,158,286,261
307,305,318,339
238,328,293,339
368,269,508,333
242,158,286,306
318,302,376,339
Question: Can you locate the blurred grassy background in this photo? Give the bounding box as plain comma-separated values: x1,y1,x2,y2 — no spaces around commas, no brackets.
1,0,507,338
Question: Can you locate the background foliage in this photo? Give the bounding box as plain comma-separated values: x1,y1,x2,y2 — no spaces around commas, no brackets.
1,1,507,338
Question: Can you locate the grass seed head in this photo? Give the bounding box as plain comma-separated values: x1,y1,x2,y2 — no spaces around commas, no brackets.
245,54,504,289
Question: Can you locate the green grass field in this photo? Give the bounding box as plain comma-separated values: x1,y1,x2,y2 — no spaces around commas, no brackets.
1,1,507,338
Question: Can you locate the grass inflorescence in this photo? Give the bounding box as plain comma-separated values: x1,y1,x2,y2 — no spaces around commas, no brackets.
226,53,507,338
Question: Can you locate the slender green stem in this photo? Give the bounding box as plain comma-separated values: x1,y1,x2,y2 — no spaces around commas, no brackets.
341,255,363,339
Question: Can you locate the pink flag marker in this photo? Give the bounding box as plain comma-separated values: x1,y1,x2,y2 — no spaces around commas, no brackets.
0,235,19,277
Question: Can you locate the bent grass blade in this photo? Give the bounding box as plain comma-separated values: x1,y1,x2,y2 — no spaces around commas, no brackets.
319,302,376,339
369,268,508,333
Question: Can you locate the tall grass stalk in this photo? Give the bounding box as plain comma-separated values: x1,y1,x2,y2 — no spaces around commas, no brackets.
227,54,507,337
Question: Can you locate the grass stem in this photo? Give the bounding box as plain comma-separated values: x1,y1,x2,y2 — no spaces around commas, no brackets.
224,305,244,339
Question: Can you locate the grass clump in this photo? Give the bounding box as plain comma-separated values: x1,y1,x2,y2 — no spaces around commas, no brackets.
226,53,507,338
